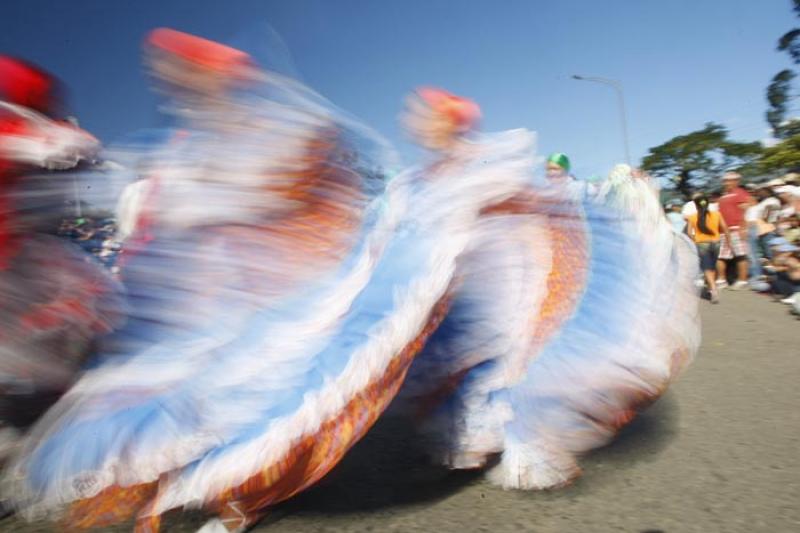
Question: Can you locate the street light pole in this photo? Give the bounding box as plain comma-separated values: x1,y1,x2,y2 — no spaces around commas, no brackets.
572,75,631,166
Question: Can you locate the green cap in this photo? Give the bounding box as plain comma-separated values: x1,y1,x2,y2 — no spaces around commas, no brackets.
547,152,571,172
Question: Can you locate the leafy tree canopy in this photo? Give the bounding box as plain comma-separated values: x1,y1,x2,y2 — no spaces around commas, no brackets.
641,123,762,198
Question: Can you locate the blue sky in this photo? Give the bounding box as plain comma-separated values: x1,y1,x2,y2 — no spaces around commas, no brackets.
1,0,795,178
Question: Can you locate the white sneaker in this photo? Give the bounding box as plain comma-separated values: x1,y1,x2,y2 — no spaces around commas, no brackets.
780,296,796,305
710,289,720,304
731,281,749,290
716,279,728,289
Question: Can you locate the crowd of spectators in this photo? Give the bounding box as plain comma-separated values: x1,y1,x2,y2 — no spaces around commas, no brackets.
668,172,800,315
57,216,120,270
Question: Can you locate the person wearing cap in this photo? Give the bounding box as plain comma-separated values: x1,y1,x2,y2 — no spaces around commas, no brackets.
546,152,571,181
765,235,793,265
545,152,590,201
766,239,800,303
717,171,754,289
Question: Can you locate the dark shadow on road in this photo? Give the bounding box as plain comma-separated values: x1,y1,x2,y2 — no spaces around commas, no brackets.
276,416,483,518
275,393,679,520
0,394,680,532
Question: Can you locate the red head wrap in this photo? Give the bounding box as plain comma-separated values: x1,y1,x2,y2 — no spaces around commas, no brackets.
145,28,252,76
0,56,55,113
417,87,481,131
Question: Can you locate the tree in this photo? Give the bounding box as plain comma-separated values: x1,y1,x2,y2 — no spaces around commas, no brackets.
766,1,800,138
759,133,800,174
778,28,800,64
641,123,763,199
767,69,797,137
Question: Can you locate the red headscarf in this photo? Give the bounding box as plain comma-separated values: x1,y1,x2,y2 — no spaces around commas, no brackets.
417,87,481,131
0,55,56,114
145,28,253,76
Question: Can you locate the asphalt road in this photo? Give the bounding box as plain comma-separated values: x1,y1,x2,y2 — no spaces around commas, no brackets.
2,291,798,532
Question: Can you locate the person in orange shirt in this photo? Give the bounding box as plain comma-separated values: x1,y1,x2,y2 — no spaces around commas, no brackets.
687,193,733,303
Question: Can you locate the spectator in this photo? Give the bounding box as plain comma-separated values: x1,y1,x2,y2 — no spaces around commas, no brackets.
764,238,800,304
750,184,781,259
717,172,753,289
774,185,799,232
666,202,686,234
784,214,800,244
760,183,784,227
686,193,733,304
744,185,777,291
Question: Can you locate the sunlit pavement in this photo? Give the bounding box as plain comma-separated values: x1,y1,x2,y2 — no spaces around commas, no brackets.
2,291,798,533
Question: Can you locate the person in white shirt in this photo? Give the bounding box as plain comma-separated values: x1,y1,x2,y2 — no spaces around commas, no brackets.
774,185,799,232
745,185,780,287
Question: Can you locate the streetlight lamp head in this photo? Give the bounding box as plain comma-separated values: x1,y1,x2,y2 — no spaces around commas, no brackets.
569,74,631,165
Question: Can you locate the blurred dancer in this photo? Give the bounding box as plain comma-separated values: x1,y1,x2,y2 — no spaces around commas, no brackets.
0,56,120,455
4,32,531,533
400,89,700,490
490,161,699,488
397,88,558,469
